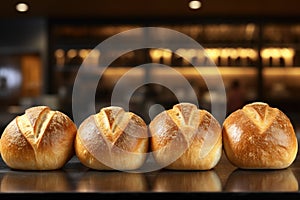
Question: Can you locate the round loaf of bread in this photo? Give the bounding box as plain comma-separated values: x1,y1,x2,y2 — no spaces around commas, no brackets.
149,102,222,170
0,106,77,170
222,102,298,169
74,106,148,171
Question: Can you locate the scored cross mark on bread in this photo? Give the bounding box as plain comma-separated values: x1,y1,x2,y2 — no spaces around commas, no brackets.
243,102,279,133
149,102,222,170
0,106,77,170
75,106,148,171
222,102,298,169
167,103,200,145
171,103,198,126
95,106,126,142
17,106,55,144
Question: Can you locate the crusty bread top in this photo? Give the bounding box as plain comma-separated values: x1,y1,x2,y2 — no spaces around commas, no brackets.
150,102,221,153
149,102,222,169
0,105,77,170
222,102,298,169
76,106,149,170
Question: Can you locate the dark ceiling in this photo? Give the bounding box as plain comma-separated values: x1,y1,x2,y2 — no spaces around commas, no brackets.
2,0,300,20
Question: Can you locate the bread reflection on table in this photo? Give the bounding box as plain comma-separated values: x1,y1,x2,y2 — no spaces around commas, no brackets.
76,170,148,192
0,170,72,192
225,168,298,192
152,170,222,192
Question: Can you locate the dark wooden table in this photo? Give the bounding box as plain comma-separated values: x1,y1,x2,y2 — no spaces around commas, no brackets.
0,150,300,199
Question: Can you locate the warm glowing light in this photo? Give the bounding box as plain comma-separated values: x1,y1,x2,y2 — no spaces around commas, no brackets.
220,48,230,58
150,49,163,60
261,48,295,59
271,48,281,58
228,48,238,59
189,0,201,10
281,48,295,58
79,49,89,58
261,49,270,59
67,49,77,58
162,49,172,58
239,48,249,58
16,3,29,12
55,49,65,67
205,48,219,59
248,49,258,59
55,49,64,58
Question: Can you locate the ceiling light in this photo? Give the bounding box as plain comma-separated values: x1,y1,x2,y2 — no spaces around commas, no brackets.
16,3,29,12
189,0,202,10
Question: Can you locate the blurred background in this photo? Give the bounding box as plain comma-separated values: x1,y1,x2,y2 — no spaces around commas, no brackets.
1,0,300,130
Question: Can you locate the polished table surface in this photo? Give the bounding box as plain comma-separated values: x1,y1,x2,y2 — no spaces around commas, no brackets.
0,151,300,199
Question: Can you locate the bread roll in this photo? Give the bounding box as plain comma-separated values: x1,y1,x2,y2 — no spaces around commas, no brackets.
149,102,222,170
222,102,298,169
74,106,148,171
0,106,77,170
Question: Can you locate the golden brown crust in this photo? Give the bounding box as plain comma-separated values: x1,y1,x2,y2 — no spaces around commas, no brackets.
149,102,222,170
75,106,149,171
74,129,111,170
0,106,77,170
222,102,298,169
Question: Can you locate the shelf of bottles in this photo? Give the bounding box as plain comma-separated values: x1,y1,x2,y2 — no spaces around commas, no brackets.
53,38,296,68
51,22,300,107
